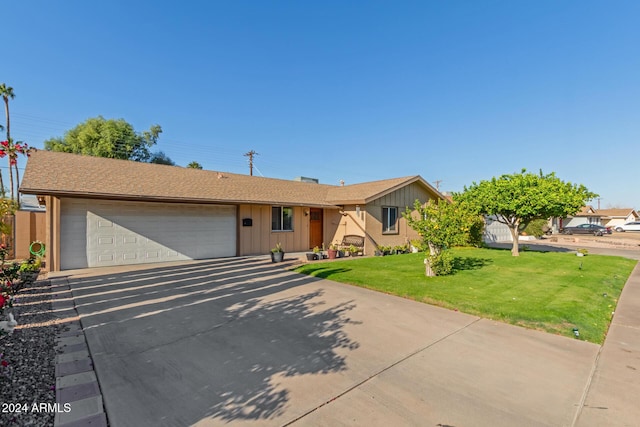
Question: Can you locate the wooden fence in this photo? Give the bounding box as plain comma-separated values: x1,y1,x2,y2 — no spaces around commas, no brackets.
2,211,46,260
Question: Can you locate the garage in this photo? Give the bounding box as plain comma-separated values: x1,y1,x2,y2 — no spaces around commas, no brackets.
60,198,237,270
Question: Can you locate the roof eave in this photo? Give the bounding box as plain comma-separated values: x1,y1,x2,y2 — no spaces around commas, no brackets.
19,189,340,209
324,199,367,206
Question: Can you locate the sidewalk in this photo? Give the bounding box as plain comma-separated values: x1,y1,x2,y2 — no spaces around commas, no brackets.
575,261,640,426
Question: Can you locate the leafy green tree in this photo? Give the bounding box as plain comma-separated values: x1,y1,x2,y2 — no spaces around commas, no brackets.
148,151,175,165
44,116,162,162
403,199,482,276
187,161,203,169
456,169,597,256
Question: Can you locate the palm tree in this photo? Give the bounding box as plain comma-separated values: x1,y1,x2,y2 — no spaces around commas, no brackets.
0,114,4,195
0,84,15,200
187,161,203,169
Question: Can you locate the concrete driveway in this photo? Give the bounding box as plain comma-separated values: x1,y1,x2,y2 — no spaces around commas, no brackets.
56,257,604,427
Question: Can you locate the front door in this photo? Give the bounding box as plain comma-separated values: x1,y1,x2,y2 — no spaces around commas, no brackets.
309,208,323,249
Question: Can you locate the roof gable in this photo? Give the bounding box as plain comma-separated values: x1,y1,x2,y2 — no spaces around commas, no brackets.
573,205,601,216
325,176,442,204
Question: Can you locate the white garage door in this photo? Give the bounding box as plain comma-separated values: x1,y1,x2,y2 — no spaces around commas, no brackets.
483,216,513,243
60,198,236,270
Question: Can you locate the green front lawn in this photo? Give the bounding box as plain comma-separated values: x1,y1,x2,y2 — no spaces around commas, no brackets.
294,248,637,344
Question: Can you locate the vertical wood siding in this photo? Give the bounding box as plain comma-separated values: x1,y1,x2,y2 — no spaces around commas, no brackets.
365,182,435,251
238,205,311,255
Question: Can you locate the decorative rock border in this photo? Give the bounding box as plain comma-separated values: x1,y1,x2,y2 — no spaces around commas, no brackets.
50,278,108,427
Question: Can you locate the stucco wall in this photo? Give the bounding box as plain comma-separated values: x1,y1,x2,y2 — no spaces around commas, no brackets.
324,209,343,249
563,216,601,228
602,215,636,228
328,204,365,247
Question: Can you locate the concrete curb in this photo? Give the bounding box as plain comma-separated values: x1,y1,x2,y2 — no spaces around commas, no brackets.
50,278,108,427
574,260,640,426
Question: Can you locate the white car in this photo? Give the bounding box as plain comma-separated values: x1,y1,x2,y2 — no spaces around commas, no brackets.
614,221,640,232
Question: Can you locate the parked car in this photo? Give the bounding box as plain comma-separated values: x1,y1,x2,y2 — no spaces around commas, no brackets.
561,224,612,236
614,222,640,232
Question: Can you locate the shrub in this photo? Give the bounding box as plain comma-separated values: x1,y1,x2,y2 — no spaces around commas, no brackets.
428,250,454,276
393,244,409,254
19,257,42,272
522,219,548,238
466,215,486,247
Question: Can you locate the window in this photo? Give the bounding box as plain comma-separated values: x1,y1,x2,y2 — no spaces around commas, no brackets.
272,206,293,231
382,206,398,234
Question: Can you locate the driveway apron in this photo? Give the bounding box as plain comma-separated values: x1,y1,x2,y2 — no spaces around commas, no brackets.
61,257,600,427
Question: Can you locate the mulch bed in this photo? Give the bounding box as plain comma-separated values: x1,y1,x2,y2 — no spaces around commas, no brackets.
0,279,61,426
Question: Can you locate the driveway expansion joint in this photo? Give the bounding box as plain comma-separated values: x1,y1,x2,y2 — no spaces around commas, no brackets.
571,342,605,427
284,317,482,426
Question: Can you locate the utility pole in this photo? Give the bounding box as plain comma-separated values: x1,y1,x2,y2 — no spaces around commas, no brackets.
244,150,258,176
433,180,443,191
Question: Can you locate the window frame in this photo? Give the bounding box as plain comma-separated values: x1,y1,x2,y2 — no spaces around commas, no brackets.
272,206,294,232
382,206,399,234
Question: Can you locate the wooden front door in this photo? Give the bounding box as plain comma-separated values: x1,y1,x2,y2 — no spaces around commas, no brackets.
309,208,323,249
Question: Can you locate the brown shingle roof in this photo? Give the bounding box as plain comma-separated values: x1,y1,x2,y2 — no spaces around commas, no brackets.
596,208,639,219
573,205,601,217
20,151,335,207
20,151,441,207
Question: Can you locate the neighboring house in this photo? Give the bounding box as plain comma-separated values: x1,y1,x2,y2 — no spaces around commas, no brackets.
551,205,602,233
550,207,639,233
19,150,443,271
597,208,640,229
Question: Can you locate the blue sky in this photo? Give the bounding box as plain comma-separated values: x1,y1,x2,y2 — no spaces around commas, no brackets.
4,1,639,209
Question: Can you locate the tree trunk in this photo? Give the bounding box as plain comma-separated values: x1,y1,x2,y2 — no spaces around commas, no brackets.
8,158,14,201
424,242,438,276
14,163,20,204
509,224,520,256
4,98,12,200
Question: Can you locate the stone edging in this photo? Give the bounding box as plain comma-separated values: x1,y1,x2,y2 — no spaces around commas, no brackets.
50,277,108,427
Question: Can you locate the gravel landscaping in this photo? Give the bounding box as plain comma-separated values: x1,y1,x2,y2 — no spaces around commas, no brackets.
0,279,61,426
